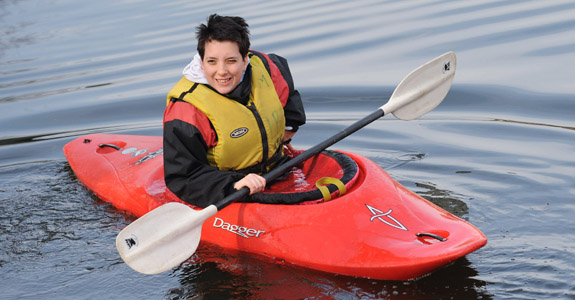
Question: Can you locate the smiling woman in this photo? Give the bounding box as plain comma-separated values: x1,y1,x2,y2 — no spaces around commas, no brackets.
162,14,306,208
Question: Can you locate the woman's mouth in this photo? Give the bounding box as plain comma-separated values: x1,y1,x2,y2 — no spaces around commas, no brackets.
216,78,231,84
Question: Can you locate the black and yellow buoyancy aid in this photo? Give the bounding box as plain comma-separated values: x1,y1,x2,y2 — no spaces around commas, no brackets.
166,54,285,172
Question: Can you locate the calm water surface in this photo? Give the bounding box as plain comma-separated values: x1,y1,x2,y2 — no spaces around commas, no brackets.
1,0,574,299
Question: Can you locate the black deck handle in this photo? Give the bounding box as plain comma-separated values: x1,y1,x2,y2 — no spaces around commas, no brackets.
98,143,122,151
416,232,447,242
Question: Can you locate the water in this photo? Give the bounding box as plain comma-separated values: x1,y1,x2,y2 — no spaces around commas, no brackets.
1,0,574,299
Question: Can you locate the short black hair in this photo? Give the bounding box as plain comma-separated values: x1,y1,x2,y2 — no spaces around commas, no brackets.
196,14,250,59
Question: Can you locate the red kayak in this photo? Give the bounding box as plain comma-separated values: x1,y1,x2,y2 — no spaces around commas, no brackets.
63,133,486,280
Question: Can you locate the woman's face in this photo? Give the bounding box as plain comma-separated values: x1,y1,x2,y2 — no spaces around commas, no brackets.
201,40,248,95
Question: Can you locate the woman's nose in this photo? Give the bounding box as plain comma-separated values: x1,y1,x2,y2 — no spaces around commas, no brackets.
217,62,228,75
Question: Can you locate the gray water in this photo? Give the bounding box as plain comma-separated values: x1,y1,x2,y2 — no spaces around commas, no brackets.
1,0,574,299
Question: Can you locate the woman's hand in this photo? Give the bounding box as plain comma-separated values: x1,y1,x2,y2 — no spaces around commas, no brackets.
283,130,296,151
234,173,266,195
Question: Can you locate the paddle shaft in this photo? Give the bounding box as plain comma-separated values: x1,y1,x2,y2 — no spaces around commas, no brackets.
214,109,386,210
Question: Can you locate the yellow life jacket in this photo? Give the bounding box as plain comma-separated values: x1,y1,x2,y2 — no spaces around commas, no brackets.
166,54,285,172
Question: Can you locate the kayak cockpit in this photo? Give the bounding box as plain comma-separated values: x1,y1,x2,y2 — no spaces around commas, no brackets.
251,150,360,205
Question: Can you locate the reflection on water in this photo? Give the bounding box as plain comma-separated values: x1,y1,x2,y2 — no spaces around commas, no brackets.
1,0,574,299
171,245,492,300
414,182,470,219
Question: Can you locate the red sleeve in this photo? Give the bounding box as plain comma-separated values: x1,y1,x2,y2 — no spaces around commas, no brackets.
163,100,217,148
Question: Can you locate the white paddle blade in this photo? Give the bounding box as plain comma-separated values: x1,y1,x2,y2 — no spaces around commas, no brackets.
116,202,218,274
382,52,456,120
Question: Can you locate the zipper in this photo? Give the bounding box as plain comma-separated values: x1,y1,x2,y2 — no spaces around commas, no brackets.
247,102,268,172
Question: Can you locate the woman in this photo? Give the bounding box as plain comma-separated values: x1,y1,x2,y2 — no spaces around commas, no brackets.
163,14,306,208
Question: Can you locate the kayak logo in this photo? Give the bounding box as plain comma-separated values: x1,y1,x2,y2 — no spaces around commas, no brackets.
134,148,163,165
122,147,148,157
230,127,248,138
213,217,265,238
366,204,407,231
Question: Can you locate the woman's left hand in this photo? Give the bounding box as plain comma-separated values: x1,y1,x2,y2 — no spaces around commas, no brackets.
283,130,296,151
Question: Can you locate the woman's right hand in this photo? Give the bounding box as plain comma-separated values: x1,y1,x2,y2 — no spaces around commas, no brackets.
234,173,266,195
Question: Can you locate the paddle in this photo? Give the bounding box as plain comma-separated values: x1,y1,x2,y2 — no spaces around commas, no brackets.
116,51,457,274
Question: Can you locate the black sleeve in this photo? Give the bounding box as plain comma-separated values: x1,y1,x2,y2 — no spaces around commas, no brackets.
267,53,306,132
163,119,244,208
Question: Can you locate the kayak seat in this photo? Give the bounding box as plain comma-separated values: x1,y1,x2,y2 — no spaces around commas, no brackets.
249,150,359,205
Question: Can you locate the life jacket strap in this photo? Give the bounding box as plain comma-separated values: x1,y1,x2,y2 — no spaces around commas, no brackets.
234,145,287,175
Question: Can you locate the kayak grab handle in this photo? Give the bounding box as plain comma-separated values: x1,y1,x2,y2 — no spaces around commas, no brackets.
416,232,447,242
315,177,346,202
98,143,123,151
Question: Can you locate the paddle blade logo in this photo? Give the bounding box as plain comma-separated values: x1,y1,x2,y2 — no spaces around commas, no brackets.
124,234,139,250
443,61,451,73
366,204,408,231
